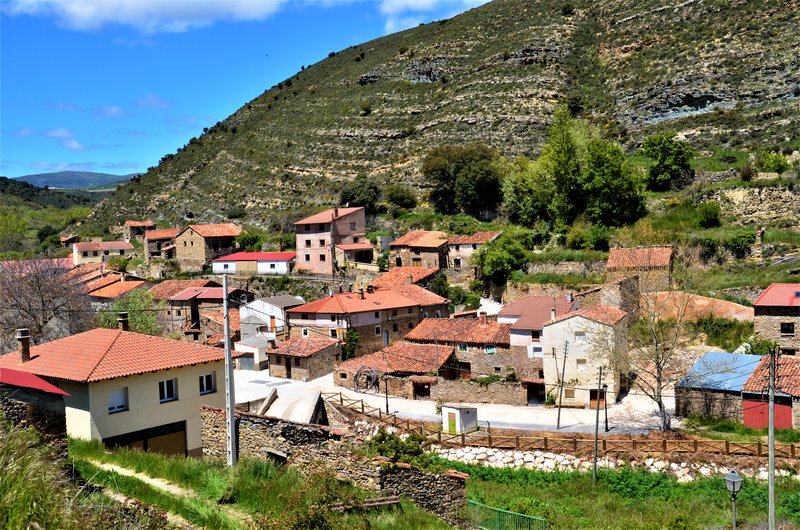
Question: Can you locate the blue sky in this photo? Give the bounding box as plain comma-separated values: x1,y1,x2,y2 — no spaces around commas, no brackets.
0,0,486,179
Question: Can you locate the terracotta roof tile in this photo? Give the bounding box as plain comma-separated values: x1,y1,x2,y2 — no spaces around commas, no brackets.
84,273,124,292
753,283,800,307
0,258,73,272
0,328,239,383
294,207,364,225
390,230,448,249
124,220,155,228
390,284,447,307
336,243,373,251
606,246,672,270
743,355,800,396
287,287,436,315
149,279,220,300
404,318,510,346
338,341,455,374
371,267,440,288
74,241,134,252
202,311,241,331
183,223,242,238
144,228,178,241
268,338,339,358
448,231,501,245
499,296,576,331
545,304,627,327
169,287,244,301
89,280,148,299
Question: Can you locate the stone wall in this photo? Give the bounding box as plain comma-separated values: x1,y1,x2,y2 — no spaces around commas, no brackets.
524,260,606,276
754,311,800,354
431,379,527,406
390,248,447,269
0,386,67,451
381,463,468,525
606,268,670,293
269,343,340,382
674,388,743,422
703,185,800,228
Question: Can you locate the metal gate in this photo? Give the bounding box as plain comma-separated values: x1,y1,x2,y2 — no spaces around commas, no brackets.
468,500,547,530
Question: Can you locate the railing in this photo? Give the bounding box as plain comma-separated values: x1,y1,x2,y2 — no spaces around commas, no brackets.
468,500,547,530
321,391,800,459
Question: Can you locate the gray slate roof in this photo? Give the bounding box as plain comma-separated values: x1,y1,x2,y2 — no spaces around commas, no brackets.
676,351,763,392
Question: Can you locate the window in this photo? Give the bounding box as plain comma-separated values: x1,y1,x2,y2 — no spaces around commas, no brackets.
374,311,379,319
120,250,125,255
176,310,182,317
531,330,541,340
340,372,348,379
454,244,460,251
270,263,276,269
158,379,178,403
485,343,496,354
781,322,795,335
167,310,171,316
319,239,326,246
392,309,398,317
575,331,586,343
104,250,110,255
275,355,282,363
320,253,326,262
375,326,381,336
330,329,338,338
472,244,477,250
302,328,310,337
392,323,398,332
782,349,797,356
305,224,311,232
82,251,88,257
107,387,128,413
453,258,461,268
190,241,193,246
565,389,575,399
223,264,229,270
330,315,336,322
301,313,308,320
529,346,543,359
305,239,312,247
318,223,325,231
183,241,187,246
408,322,414,329
435,311,441,318
350,222,356,230
494,367,501,373
407,307,413,314
294,358,300,366
199,373,216,395
577,359,587,372
92,251,98,257
458,343,468,352
304,254,311,262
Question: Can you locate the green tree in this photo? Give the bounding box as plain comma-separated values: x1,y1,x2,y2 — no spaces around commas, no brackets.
339,174,381,213
342,328,359,360
697,201,721,228
473,233,528,286
543,106,584,228
383,184,417,209
235,231,263,252
99,289,162,336
581,139,646,227
502,157,554,226
422,144,503,216
640,132,694,191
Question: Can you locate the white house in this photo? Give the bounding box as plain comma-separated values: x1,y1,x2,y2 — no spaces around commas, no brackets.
497,295,576,357
541,304,628,409
72,241,134,266
212,251,296,275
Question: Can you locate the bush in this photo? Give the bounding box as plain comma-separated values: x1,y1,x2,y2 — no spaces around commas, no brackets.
739,161,755,181
359,100,373,116
340,174,381,212
560,3,575,15
225,206,246,219
383,184,417,209
755,150,790,173
640,132,694,191
696,201,721,228
724,231,756,258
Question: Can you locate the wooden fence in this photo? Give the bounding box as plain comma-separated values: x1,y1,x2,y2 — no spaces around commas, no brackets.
321,391,799,459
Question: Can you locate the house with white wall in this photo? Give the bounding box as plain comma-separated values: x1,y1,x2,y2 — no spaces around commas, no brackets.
212,251,296,276
497,295,576,357
72,241,134,266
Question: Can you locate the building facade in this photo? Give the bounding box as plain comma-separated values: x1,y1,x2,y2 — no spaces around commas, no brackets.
753,283,800,356
447,231,501,269
389,230,448,269
122,220,155,243
143,228,178,262
72,241,134,266
175,224,243,272
212,251,296,275
294,207,366,275
267,338,341,381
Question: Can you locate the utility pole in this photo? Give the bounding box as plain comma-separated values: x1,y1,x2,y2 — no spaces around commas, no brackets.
556,341,568,430
768,346,777,530
593,366,603,484
223,274,238,467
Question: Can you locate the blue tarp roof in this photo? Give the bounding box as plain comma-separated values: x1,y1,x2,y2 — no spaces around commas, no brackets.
676,351,763,392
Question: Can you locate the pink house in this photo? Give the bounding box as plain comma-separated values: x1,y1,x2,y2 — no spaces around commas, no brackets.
294,207,366,275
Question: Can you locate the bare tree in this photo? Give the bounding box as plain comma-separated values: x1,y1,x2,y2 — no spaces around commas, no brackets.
0,259,94,349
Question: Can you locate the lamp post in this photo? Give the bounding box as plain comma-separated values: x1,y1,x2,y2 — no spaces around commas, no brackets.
602,383,609,432
383,375,390,414
724,470,743,530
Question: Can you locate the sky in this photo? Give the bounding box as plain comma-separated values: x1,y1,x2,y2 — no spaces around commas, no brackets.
0,0,487,179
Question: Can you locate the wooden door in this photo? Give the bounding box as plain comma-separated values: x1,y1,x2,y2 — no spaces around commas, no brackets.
147,429,186,456
590,389,606,409
285,357,292,379
448,412,457,434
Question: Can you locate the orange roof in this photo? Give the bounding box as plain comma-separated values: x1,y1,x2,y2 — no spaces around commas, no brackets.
287,287,432,315
371,267,440,288
182,223,242,238
390,230,448,249
74,241,134,252
448,231,501,246
499,296,576,331
144,228,178,241
124,220,155,228
743,355,800,397
753,283,800,308
294,207,364,225
389,284,447,307
202,311,241,331
149,279,220,300
84,272,124,292
268,338,339,358
607,247,672,270
405,318,510,346
0,328,240,383
338,341,455,374
336,243,373,251
545,304,627,327
89,281,148,299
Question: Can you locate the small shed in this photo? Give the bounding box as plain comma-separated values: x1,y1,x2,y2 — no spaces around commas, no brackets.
441,404,478,434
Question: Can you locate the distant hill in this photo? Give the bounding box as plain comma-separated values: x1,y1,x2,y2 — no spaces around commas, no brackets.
0,177,108,209
14,171,136,189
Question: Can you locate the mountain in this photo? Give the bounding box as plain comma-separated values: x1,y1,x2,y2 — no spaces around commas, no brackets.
0,177,106,209
89,0,799,228
15,171,136,189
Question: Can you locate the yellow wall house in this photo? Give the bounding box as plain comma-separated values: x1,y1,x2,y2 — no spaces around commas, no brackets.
0,324,239,456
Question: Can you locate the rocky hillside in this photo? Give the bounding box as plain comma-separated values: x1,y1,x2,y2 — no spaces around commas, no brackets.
91,0,799,228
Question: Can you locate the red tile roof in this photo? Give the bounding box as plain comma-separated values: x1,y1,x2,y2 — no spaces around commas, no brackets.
202,311,241,331
606,246,672,270
0,367,70,395
84,272,125,292
182,223,242,238
390,230,448,249
149,279,220,300
214,251,296,262
287,287,437,315
89,280,148,299
0,258,73,272
338,341,455,374
743,355,800,396
448,231,501,246
371,267,440,288
336,243,373,251
753,283,800,307
499,296,576,331
0,328,239,383
144,228,178,241
268,338,339,358
404,318,510,346
545,304,627,327
390,284,447,307
74,241,134,252
294,207,364,225
124,220,155,228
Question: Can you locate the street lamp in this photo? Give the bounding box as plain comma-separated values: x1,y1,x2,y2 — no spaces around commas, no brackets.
724,470,744,530
602,383,609,432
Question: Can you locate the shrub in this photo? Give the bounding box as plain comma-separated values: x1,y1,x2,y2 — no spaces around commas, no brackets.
696,201,721,228
724,231,756,258
225,206,246,219
560,3,575,15
383,184,417,209
358,100,372,116
755,150,790,173
739,161,754,181
640,132,694,191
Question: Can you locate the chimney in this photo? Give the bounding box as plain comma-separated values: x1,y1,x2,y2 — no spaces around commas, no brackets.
550,307,556,321
268,339,277,349
478,312,487,324
407,274,414,285
567,292,573,303
367,285,374,294
333,206,339,218
16,328,31,363
117,312,129,331
359,287,365,300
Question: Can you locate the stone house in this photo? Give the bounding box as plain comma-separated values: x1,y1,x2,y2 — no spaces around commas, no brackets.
148,279,220,329
370,266,440,289
200,310,241,347
175,223,243,272
163,286,253,341
122,220,155,242
212,251,296,276
605,246,673,292
447,231,501,269
753,283,800,356
0,364,70,442
72,241,134,266
542,304,629,408
389,230,449,269
294,207,366,275
143,228,178,262
286,284,449,356
84,272,151,310
742,354,800,429
267,338,341,382
0,326,236,456
675,351,762,422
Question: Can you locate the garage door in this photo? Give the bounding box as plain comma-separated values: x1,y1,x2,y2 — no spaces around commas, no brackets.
103,420,187,456
743,396,793,429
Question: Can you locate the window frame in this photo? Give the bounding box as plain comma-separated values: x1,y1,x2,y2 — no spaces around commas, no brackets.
158,378,178,403
107,387,129,414
199,373,217,395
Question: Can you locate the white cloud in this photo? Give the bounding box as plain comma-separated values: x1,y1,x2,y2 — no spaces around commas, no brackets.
384,14,424,34
46,127,85,150
136,93,168,110
3,0,288,33
93,105,129,118
14,128,36,136
379,0,439,15
379,0,488,34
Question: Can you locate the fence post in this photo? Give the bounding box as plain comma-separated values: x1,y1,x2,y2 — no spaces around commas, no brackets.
437,430,441,443
488,431,493,447
793,444,796,459
461,433,466,446
632,440,636,452
757,440,762,457
544,437,548,451
662,439,667,453
693,439,698,453
573,438,578,452
339,393,343,405
515,435,520,449
360,401,364,414
725,440,730,455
